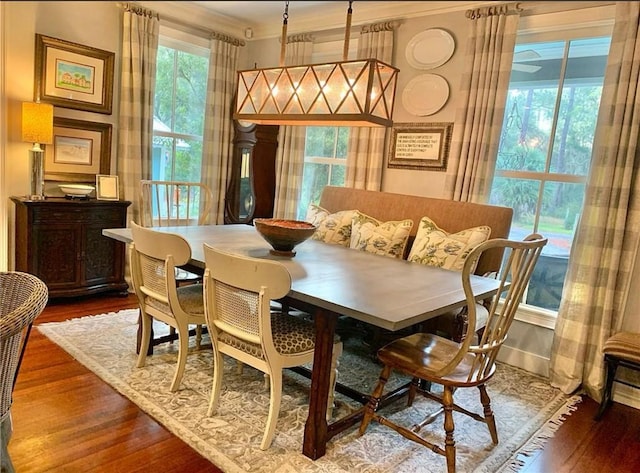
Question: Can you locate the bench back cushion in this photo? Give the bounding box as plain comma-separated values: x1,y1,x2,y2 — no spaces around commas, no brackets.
318,186,513,276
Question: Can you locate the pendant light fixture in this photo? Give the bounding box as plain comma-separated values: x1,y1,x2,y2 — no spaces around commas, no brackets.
234,1,399,127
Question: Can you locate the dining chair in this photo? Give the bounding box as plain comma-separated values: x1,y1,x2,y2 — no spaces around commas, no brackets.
129,222,206,392
138,180,213,351
1,272,48,473
202,244,343,450
358,234,547,473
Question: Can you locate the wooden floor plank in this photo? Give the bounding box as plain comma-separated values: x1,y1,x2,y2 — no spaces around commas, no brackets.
7,293,640,472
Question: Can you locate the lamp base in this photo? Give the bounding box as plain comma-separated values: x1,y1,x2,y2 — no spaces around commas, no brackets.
30,148,45,200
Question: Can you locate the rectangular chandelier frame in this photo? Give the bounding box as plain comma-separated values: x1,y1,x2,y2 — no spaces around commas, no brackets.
235,57,399,127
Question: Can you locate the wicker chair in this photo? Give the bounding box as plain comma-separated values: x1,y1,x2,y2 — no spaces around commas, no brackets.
1,272,48,473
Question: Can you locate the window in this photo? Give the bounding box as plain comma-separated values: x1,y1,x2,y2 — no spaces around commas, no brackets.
152,33,209,183
489,34,611,312
296,127,348,219
296,39,355,219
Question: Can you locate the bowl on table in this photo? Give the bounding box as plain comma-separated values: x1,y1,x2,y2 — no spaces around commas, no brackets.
253,218,317,257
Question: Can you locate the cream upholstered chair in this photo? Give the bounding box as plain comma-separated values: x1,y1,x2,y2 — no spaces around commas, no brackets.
138,180,212,351
202,244,343,450
1,272,48,473
129,222,206,392
359,234,547,473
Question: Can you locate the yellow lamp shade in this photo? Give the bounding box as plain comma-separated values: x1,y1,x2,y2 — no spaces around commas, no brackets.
21,102,53,145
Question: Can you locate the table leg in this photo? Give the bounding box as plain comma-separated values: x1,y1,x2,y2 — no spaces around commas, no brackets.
303,308,338,460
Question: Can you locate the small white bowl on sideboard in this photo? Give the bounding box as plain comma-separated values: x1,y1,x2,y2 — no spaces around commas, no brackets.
58,184,95,197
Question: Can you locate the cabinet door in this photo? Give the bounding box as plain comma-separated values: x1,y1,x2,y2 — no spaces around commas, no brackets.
32,223,82,289
83,205,126,285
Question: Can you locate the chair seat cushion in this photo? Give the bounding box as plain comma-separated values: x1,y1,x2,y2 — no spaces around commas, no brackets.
377,332,495,387
603,332,640,364
219,312,339,358
146,283,204,315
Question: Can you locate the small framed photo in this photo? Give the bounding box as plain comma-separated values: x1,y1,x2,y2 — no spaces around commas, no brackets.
96,174,119,201
45,117,111,182
34,34,115,114
387,122,453,171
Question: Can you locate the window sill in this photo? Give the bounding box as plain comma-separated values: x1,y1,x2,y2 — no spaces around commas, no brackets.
514,304,558,329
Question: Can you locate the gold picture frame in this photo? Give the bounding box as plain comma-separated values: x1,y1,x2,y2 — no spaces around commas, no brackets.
44,117,112,183
34,34,115,114
96,174,119,201
387,122,453,171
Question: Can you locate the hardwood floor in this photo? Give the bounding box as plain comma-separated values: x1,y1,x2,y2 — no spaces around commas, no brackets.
7,293,640,472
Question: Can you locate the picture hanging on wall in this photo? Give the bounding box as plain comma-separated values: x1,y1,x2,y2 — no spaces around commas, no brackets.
34,34,115,114
387,122,453,171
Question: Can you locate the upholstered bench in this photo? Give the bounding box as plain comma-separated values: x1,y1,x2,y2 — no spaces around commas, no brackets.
310,186,514,342
595,331,640,420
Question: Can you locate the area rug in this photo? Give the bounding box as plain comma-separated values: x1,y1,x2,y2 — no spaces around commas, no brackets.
37,309,581,473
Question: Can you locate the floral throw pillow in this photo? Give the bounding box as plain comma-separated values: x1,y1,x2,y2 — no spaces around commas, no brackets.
407,216,491,271
349,211,413,259
305,204,355,247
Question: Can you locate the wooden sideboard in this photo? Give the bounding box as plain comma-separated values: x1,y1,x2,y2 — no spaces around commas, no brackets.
11,197,131,298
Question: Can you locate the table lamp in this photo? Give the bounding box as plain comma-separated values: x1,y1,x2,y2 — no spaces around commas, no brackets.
21,102,53,200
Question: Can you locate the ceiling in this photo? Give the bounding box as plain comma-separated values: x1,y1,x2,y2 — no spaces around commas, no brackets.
146,1,496,40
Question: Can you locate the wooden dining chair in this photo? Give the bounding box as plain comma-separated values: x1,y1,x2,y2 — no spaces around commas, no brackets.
129,222,206,392
202,245,343,450
358,234,547,473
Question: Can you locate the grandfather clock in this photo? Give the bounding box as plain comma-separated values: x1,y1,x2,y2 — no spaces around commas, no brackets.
224,120,279,224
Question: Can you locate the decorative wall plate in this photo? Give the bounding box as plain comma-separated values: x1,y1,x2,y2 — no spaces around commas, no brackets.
402,74,450,116
405,28,455,70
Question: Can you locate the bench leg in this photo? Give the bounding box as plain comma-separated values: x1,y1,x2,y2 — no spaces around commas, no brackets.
595,354,618,421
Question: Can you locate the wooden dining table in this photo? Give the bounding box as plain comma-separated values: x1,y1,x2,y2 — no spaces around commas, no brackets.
103,223,503,460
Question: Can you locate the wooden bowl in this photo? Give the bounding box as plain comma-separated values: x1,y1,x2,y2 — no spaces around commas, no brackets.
253,218,317,257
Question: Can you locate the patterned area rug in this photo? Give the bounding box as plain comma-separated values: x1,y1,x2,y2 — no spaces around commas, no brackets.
37,309,580,473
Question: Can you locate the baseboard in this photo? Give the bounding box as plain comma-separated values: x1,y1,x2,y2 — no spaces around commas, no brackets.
498,347,640,411
497,344,550,378
613,384,640,410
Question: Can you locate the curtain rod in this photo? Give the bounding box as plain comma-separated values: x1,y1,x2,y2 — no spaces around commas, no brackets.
117,2,245,46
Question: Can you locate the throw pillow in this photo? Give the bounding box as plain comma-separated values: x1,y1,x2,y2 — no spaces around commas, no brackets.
305,204,356,247
407,216,491,271
349,211,413,259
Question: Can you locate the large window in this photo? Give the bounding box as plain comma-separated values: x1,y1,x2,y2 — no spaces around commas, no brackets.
297,127,348,219
153,35,209,183
489,35,611,312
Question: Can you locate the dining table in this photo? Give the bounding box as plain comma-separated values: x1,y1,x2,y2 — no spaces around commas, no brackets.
103,223,504,460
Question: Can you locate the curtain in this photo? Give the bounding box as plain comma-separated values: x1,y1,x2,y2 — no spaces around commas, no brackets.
344,22,396,191
443,3,521,203
117,4,159,225
201,33,244,224
550,2,640,399
272,34,313,219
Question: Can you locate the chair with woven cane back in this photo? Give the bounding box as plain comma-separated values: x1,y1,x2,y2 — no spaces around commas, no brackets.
138,180,213,354
129,222,206,392
358,234,547,473
1,272,48,473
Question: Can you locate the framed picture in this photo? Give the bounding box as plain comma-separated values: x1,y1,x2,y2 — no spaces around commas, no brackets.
96,174,119,201
34,34,115,114
44,117,112,182
387,122,453,171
